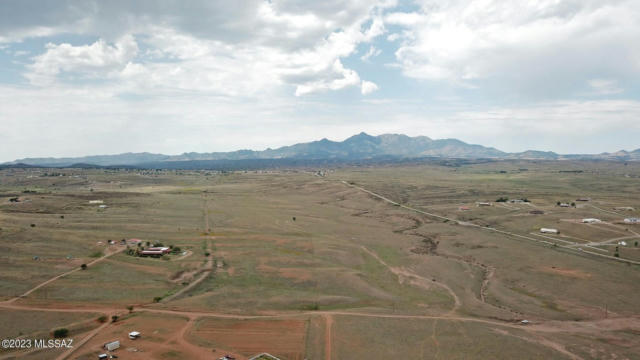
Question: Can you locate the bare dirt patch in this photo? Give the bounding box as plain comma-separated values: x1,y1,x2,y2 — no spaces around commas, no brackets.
540,267,592,279
189,318,307,360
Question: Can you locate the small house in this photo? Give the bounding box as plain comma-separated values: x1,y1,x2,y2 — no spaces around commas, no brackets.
89,200,104,204
98,354,108,360
129,331,140,340
624,218,639,224
540,228,559,234
476,202,492,207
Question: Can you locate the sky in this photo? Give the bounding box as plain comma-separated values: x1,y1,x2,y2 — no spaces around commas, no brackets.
1,0,640,162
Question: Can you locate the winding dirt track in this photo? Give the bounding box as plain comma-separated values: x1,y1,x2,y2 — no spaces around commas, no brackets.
341,180,640,265
360,246,462,314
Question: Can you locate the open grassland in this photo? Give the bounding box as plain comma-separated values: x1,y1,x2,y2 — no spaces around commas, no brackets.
0,161,639,359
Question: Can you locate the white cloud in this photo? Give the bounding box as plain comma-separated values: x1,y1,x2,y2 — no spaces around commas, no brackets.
361,80,379,95
388,0,640,95
587,79,623,95
14,1,391,96
361,46,382,61
26,35,138,85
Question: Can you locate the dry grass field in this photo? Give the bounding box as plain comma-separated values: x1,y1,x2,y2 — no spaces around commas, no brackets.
0,161,639,359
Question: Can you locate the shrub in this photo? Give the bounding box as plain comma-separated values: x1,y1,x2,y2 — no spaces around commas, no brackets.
111,315,119,323
126,305,134,313
80,264,87,270
204,252,210,257
53,328,69,338
30,224,36,227
97,315,107,323
495,197,508,202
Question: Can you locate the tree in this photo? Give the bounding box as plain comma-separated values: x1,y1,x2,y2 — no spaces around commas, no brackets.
97,315,107,323
557,201,561,206
126,305,134,313
80,264,87,270
111,315,119,323
204,252,210,257
53,328,69,338
153,296,162,303
571,202,576,207
292,216,296,221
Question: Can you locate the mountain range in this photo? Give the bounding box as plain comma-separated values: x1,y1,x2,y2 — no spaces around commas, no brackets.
4,132,640,168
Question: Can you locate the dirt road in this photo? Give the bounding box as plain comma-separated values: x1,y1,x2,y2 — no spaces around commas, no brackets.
3,246,126,304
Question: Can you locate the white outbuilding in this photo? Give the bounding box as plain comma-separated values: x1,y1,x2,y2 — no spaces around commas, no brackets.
582,218,601,223
540,228,559,234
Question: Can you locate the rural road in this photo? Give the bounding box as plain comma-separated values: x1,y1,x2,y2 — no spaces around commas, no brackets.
340,180,640,265
3,246,126,304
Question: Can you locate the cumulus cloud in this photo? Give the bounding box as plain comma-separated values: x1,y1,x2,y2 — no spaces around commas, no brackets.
26,35,138,85
361,80,379,95
12,1,391,96
388,0,640,96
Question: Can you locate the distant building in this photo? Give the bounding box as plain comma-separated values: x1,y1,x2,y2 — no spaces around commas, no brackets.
476,202,492,207
582,218,601,223
540,228,559,234
128,238,143,245
104,340,120,351
147,247,170,254
129,331,141,340
89,200,104,204
624,218,639,223
141,250,165,257
559,203,571,207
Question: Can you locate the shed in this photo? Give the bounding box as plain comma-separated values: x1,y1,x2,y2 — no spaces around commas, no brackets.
104,340,120,351
582,218,601,223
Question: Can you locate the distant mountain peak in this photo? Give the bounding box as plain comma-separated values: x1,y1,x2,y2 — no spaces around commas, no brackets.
5,133,640,167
